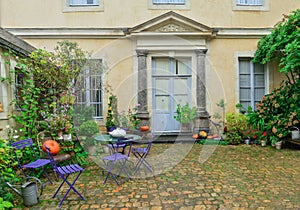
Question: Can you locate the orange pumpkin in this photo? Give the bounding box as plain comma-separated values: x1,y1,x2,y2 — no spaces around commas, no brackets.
192,134,199,139
42,140,60,155
140,126,150,132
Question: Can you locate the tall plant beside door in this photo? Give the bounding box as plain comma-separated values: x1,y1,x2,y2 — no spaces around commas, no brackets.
174,103,197,132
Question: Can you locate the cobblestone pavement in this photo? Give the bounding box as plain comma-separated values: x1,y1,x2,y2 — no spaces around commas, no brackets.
13,143,300,210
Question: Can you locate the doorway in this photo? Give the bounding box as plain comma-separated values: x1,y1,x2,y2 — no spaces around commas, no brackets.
152,57,192,133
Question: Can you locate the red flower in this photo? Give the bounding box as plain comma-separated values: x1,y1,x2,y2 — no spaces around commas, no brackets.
262,131,267,136
253,135,257,139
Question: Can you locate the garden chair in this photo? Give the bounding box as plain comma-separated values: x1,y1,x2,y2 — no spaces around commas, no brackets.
108,137,133,154
10,138,52,183
44,146,85,207
131,135,153,175
102,137,133,186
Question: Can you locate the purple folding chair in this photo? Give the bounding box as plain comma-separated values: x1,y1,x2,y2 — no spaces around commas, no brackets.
10,138,52,183
102,138,133,186
132,136,153,175
44,146,85,207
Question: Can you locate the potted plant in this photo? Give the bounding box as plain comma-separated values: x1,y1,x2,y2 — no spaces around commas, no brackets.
78,120,99,153
106,95,118,132
174,103,197,132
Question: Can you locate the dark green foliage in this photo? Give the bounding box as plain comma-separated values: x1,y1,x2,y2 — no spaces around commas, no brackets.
252,10,300,144
174,103,197,124
253,9,300,83
250,80,300,144
78,120,99,137
224,113,249,145
0,138,20,204
73,106,95,127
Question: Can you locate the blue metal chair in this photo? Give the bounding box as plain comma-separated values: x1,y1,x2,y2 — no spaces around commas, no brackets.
44,146,85,207
131,136,153,175
102,138,133,186
10,138,52,183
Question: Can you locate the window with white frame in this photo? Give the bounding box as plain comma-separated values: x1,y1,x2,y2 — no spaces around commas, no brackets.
149,0,189,9
63,0,103,12
239,58,266,111
69,0,99,6
233,0,268,11
236,0,262,6
153,0,185,5
74,59,103,120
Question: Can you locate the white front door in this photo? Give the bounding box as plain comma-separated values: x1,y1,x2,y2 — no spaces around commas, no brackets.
152,57,191,133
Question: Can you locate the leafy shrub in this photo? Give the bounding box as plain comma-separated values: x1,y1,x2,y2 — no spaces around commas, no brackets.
224,113,249,145
0,197,13,210
78,120,99,137
250,81,299,144
0,138,20,204
73,106,95,127
174,103,197,124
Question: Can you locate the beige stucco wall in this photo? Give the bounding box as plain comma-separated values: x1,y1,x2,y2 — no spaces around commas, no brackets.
0,0,298,28
0,0,297,128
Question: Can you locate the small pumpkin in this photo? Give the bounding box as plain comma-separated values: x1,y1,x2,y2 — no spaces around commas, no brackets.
140,125,150,132
198,131,208,138
42,140,60,155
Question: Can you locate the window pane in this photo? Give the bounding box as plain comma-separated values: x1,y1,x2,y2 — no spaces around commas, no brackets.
238,58,265,111
254,88,265,101
236,0,262,5
254,74,264,87
155,78,169,95
156,96,169,110
239,75,250,87
177,58,190,75
70,0,98,6
153,0,185,4
239,60,250,74
174,78,188,94
75,59,102,118
154,58,170,75
240,88,250,100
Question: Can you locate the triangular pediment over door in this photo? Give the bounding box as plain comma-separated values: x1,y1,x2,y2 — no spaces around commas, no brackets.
128,11,214,36
131,12,212,134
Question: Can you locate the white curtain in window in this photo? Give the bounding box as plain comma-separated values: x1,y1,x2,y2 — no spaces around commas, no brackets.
153,0,185,4
239,58,265,110
70,0,98,5
236,0,262,5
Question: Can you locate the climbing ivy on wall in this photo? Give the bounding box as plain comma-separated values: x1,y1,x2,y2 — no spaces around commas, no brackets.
253,9,300,84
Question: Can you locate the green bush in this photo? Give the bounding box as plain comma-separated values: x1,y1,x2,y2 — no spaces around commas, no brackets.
174,103,197,124
78,120,99,137
251,81,299,144
0,138,20,205
224,113,249,145
0,197,13,210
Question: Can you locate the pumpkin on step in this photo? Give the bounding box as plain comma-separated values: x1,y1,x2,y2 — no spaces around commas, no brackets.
42,140,60,155
140,125,150,132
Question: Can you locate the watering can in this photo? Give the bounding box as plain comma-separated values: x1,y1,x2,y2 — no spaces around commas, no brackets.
6,176,43,207
291,126,300,140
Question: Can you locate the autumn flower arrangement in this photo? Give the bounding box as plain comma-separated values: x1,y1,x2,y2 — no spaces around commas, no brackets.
250,81,299,145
